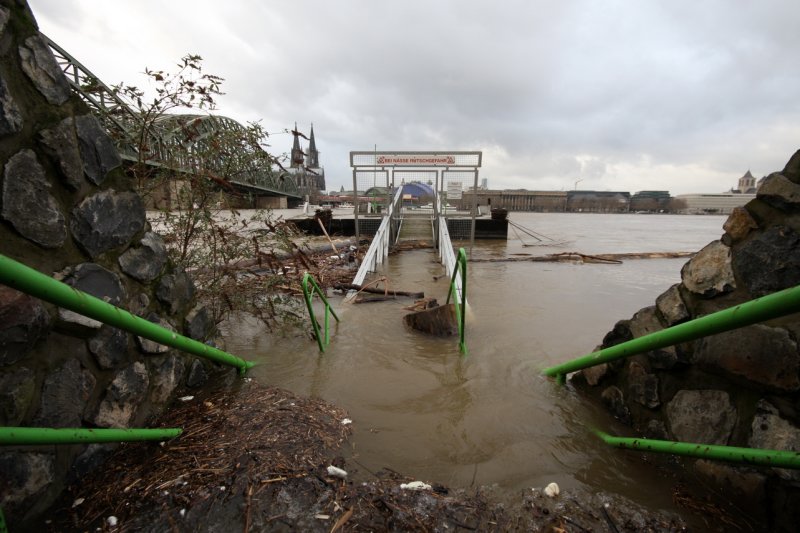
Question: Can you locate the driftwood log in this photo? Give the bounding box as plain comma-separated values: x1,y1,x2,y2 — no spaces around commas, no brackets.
469,251,695,264
334,283,424,298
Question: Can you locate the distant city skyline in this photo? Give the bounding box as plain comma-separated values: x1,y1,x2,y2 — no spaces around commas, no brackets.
30,0,800,195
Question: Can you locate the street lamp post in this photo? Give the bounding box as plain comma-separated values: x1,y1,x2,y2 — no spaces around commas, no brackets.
574,178,584,190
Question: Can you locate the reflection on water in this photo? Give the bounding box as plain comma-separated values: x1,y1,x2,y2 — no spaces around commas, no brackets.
223,213,728,520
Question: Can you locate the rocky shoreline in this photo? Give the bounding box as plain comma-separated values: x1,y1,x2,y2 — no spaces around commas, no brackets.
572,150,800,532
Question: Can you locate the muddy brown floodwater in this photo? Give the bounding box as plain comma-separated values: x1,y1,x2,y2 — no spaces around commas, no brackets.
222,212,738,528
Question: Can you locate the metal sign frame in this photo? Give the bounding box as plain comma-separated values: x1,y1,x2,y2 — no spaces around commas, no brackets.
350,151,482,251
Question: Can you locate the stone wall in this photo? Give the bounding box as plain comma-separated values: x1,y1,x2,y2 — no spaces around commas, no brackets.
0,1,217,526
572,150,800,531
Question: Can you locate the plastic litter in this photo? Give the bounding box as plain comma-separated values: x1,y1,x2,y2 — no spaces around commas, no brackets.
327,465,348,478
400,481,432,491
544,482,560,497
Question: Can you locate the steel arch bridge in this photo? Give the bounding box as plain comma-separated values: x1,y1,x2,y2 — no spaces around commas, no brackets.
43,34,300,198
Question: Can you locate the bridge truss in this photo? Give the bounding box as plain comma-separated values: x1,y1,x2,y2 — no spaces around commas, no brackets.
43,34,300,198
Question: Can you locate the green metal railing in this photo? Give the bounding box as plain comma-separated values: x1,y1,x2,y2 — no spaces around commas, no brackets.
543,284,800,469
595,430,800,469
445,247,468,354
0,253,255,374
0,427,181,445
543,283,800,384
302,272,340,353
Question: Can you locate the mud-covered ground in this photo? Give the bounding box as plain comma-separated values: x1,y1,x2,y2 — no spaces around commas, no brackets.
36,380,702,533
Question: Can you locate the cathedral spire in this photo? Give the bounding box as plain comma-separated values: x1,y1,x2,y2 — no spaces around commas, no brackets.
290,121,304,168
307,123,319,168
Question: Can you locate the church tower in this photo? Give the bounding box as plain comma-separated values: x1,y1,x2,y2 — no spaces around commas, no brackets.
306,123,320,168
290,122,304,168
738,170,756,193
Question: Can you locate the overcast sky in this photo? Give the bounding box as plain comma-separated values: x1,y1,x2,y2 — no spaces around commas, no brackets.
28,0,800,195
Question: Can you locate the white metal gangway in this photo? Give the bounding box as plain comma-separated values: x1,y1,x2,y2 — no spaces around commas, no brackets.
349,189,464,304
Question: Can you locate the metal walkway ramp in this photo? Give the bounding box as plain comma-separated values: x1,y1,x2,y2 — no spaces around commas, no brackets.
397,212,434,242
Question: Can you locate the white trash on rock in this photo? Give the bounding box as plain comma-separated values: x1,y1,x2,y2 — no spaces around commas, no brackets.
327,465,348,478
544,482,560,497
400,481,432,491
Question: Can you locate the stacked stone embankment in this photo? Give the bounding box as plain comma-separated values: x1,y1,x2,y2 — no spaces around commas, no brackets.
0,2,218,527
573,149,800,531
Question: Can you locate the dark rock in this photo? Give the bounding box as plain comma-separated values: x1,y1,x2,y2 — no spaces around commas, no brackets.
0,286,49,365
0,6,8,35
655,284,689,326
681,241,735,297
19,34,70,105
0,73,22,135
757,173,800,212
75,114,121,185
130,293,150,317
68,444,116,484
70,190,145,258
782,149,800,184
577,363,607,386
627,361,659,408
0,452,54,509
695,325,800,392
732,225,800,297
91,362,149,428
184,305,213,341
644,419,669,440
39,117,83,189
135,313,172,354
722,206,759,244
601,319,633,348
750,400,800,482
58,263,126,329
186,359,208,388
629,306,677,369
1,149,66,248
0,367,35,425
119,232,167,282
600,386,631,424
87,325,129,369
665,389,736,445
693,460,766,509
156,271,195,315
34,358,95,428
149,354,186,405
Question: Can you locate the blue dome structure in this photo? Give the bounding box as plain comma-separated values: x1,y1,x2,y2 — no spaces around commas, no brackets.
401,181,435,199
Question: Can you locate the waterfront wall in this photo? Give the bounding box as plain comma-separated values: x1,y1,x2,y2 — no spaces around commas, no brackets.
0,2,218,526
572,149,800,530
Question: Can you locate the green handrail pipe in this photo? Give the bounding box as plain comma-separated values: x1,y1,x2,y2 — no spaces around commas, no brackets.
445,247,468,354
543,283,800,384
302,272,340,353
0,253,255,374
595,430,800,469
0,506,6,533
0,426,182,445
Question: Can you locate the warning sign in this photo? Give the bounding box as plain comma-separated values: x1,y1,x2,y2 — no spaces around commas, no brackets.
447,181,462,200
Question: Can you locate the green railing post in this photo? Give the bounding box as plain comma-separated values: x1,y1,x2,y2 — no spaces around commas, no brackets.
543,284,800,381
0,254,255,374
595,430,800,469
0,427,182,445
445,247,468,354
302,272,340,353
0,506,6,533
